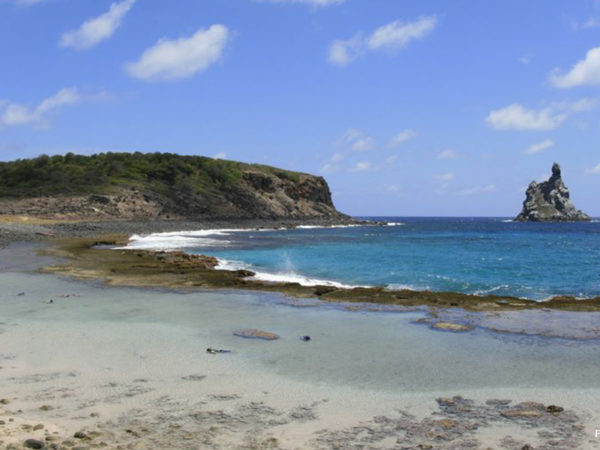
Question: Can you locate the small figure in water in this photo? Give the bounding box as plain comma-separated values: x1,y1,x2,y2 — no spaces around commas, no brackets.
300,336,311,342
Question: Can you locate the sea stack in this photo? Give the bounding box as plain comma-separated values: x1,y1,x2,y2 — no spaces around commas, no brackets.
515,163,590,222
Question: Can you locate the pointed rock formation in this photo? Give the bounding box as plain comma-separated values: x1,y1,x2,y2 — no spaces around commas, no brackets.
515,163,590,222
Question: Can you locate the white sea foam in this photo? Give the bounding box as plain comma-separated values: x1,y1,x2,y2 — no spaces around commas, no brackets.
295,224,361,229
216,258,363,288
501,219,513,223
473,284,511,296
386,283,429,291
118,228,264,250
386,222,405,226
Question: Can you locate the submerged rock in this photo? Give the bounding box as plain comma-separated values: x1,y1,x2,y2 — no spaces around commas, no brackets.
234,328,280,340
515,163,590,222
431,322,474,332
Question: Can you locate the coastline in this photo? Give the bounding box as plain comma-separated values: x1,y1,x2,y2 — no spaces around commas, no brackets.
1,249,600,449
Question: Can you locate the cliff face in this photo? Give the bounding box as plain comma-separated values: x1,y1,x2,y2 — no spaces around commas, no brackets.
515,163,590,222
0,152,347,221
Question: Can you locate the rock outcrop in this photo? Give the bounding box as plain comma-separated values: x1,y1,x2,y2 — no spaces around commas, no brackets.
515,163,590,222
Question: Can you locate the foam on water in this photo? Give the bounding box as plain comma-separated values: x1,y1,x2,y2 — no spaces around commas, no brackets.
216,258,364,288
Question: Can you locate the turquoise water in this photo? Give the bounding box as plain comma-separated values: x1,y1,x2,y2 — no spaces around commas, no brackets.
183,217,600,300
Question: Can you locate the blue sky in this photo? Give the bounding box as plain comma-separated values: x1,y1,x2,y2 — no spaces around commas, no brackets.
2,0,600,216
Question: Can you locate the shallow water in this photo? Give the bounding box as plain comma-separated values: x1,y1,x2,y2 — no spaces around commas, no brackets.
125,217,600,300
3,272,600,394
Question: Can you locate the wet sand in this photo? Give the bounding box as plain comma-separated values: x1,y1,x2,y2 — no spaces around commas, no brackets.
1,244,600,448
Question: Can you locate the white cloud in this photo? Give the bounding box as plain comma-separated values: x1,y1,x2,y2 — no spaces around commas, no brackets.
352,136,374,152
549,47,600,88
518,54,532,65
573,17,600,30
319,163,335,174
485,104,567,131
486,99,597,131
585,163,600,175
348,161,372,172
434,172,454,182
60,0,135,50
525,139,554,154
336,128,374,151
559,97,598,112
0,88,80,130
125,25,229,81
385,154,398,164
328,16,437,66
328,35,362,67
438,149,457,159
330,152,344,163
388,128,417,147
367,16,438,51
213,152,227,159
319,153,344,174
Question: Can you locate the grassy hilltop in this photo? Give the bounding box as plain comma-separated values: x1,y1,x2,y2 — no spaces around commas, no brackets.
0,152,345,220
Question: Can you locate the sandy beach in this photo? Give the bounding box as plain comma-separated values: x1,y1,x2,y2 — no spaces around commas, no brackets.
1,242,599,449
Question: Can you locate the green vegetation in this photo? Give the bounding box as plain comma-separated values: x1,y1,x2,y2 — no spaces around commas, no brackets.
0,152,306,198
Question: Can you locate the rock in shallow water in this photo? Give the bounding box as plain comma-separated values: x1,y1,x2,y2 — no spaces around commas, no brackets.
431,322,474,332
233,329,280,340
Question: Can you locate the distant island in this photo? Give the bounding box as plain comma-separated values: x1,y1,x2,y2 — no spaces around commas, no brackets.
515,163,590,222
0,152,348,221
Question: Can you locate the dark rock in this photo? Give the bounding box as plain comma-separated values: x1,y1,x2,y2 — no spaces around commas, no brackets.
546,405,564,414
73,431,88,439
515,163,590,222
24,439,45,449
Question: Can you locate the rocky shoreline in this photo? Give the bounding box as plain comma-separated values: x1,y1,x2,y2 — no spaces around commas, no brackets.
0,217,361,250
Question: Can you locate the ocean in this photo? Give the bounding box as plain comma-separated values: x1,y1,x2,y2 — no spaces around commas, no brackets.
125,217,600,301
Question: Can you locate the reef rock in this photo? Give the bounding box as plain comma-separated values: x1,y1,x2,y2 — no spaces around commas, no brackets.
515,163,590,222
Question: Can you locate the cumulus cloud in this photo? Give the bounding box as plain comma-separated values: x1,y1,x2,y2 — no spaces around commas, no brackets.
328,16,437,66
572,17,600,31
348,161,372,172
367,16,438,51
388,128,417,147
485,104,567,131
328,35,362,67
525,139,554,154
336,128,375,151
549,47,600,88
125,25,229,81
319,153,344,174
60,0,135,50
438,149,457,159
486,99,596,131
584,163,600,175
0,88,80,130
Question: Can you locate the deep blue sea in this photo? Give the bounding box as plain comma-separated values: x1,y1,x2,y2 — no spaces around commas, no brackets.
130,217,600,300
